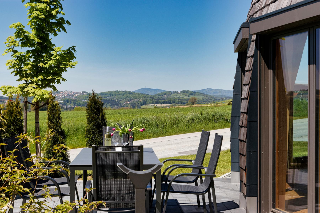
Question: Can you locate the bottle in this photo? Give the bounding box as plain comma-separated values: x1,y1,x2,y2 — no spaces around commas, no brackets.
105,126,112,146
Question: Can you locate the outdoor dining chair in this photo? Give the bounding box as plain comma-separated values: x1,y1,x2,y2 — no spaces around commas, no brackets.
161,133,223,213
87,145,145,212
154,130,210,206
2,137,79,205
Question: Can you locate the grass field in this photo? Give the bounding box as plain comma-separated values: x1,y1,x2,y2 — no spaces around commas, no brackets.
27,105,231,153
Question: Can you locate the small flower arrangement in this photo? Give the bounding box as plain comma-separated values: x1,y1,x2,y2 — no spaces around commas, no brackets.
110,121,145,138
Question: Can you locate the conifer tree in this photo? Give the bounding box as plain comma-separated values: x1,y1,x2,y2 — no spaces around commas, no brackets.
44,94,69,162
3,97,23,138
85,92,107,147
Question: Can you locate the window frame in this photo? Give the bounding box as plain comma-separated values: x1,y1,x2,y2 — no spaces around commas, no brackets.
258,26,319,213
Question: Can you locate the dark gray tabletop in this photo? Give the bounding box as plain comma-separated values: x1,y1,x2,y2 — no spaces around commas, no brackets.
70,147,160,169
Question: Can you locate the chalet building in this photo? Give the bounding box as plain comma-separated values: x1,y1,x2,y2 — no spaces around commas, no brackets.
231,0,320,212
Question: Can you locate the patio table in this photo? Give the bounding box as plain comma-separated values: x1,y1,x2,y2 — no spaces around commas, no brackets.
69,147,162,213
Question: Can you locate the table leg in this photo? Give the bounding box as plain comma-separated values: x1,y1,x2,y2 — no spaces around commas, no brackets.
83,170,87,198
70,167,75,203
156,170,161,213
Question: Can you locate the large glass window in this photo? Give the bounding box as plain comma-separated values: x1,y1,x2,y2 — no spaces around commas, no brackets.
273,31,308,212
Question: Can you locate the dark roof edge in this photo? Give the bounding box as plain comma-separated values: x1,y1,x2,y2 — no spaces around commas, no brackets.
249,0,316,24
233,22,250,44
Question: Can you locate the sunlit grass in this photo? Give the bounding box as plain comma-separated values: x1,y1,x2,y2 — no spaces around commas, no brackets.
27,105,231,153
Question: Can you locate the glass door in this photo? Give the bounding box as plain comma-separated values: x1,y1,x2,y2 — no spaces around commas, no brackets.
273,31,309,212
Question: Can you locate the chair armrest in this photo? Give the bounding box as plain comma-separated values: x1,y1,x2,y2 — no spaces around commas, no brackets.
165,165,206,184
162,163,196,177
41,160,70,168
166,173,216,194
33,166,71,186
28,176,63,196
162,159,193,164
166,165,205,176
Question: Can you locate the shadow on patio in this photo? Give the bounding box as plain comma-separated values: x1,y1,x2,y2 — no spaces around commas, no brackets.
149,177,244,213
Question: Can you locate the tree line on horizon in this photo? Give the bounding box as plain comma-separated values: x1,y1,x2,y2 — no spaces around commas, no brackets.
60,90,231,109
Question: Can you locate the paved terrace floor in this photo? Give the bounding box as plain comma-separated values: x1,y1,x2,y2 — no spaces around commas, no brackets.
12,177,243,213
12,128,245,212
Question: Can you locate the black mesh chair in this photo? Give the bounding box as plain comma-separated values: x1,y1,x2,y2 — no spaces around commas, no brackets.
89,145,144,212
161,133,223,213
2,137,79,204
156,130,210,206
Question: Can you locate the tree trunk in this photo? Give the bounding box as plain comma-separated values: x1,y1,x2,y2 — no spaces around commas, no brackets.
23,97,27,134
35,101,41,157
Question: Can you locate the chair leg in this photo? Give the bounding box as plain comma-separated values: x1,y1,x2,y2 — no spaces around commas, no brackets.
211,185,218,213
152,178,156,203
145,189,150,213
9,197,14,213
202,193,207,213
195,181,200,207
163,191,170,213
76,183,80,202
21,198,26,213
208,190,214,213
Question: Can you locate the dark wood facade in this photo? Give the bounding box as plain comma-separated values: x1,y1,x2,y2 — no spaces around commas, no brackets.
232,0,320,212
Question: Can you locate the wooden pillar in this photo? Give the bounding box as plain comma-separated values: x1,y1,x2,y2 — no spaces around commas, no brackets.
275,40,288,210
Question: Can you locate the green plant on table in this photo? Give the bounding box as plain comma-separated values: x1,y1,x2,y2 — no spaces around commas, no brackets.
111,121,145,137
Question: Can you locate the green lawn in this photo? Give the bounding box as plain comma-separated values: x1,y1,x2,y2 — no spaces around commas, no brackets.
293,141,308,158
27,105,231,153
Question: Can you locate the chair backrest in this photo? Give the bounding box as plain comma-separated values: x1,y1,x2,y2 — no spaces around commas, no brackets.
191,130,210,173
203,133,223,187
3,137,33,169
3,137,36,190
92,145,143,209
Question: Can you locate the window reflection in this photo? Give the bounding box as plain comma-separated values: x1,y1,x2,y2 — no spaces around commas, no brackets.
274,31,308,212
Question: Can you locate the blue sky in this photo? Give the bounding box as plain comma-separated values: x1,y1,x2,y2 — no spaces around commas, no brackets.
0,0,251,93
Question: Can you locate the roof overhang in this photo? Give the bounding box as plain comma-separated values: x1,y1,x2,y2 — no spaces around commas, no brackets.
233,22,250,53
250,0,320,35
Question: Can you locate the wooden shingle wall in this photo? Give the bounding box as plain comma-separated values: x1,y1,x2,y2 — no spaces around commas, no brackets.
231,52,246,174
246,0,306,21
238,35,256,196
236,0,309,198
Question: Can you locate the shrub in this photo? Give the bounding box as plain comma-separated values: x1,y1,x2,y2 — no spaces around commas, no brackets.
3,97,23,138
73,106,86,111
44,94,69,163
0,105,5,158
85,91,107,147
0,135,102,212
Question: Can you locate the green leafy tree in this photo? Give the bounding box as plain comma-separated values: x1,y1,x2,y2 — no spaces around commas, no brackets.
85,92,107,147
44,94,69,162
0,0,77,156
188,97,197,105
3,97,23,138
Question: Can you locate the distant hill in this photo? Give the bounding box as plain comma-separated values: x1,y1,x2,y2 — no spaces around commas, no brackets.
193,88,233,98
134,88,166,95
